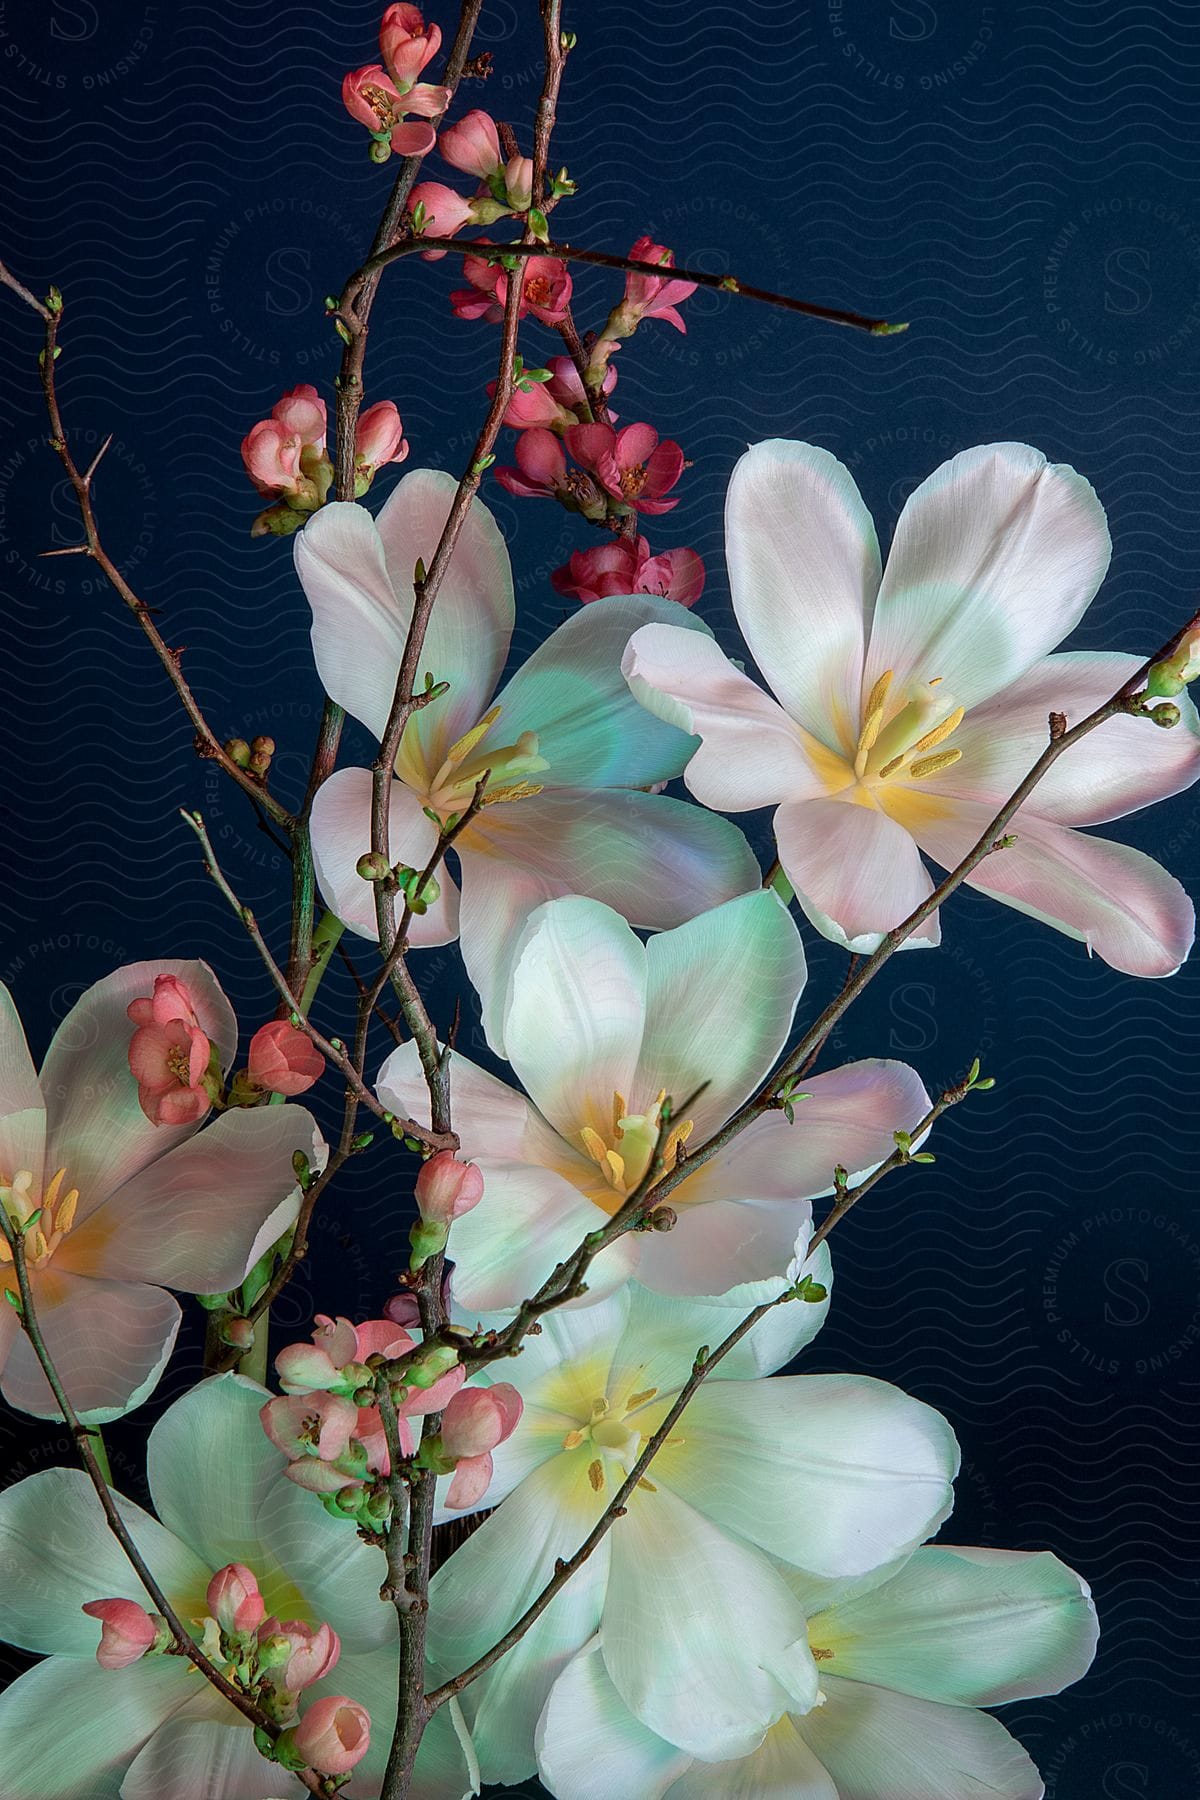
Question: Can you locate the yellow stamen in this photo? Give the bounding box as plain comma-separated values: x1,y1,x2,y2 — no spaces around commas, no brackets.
27,1227,48,1264
587,1459,605,1492
908,748,963,781
876,753,906,780
479,780,544,807
562,1428,585,1450
55,1188,78,1234
612,1091,628,1139
626,1387,658,1410
43,1168,66,1210
662,1117,694,1168
908,705,965,758
854,668,894,765
812,1646,834,1661
580,1126,610,1169
445,704,501,766
603,1149,625,1188
636,1477,658,1492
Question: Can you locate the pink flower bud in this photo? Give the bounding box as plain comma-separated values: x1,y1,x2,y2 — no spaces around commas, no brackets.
504,154,534,211
126,973,201,1030
408,180,478,254
441,1383,523,1458
379,3,442,87
439,108,502,179
81,1598,159,1670
206,1563,265,1637
247,1020,325,1097
355,401,409,473
415,1152,484,1226
445,1451,495,1510
270,384,326,450
275,1340,342,1394
260,1391,360,1462
289,1694,371,1775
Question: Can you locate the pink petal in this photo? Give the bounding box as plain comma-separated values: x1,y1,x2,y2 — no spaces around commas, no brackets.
774,797,941,953
865,442,1112,713
0,984,47,1190
623,623,835,810
57,1105,314,1294
635,1192,811,1302
908,799,1195,977
445,1452,494,1510
390,120,437,155
931,650,1200,825
40,961,237,1216
515,426,568,486
725,440,878,748
376,1039,538,1163
1,1271,180,1422
310,766,461,946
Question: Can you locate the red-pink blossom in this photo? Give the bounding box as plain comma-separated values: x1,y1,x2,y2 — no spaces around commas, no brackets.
408,179,479,253
379,3,441,87
81,1598,160,1670
206,1563,264,1637
248,1020,326,1097
415,1151,484,1226
260,1617,342,1694
127,972,213,1124
614,236,697,334
240,420,304,500
355,401,409,474
289,1694,371,1775
438,107,502,179
494,354,618,431
341,64,448,158
494,427,607,519
564,420,686,515
552,535,705,607
260,1391,360,1463
450,249,573,326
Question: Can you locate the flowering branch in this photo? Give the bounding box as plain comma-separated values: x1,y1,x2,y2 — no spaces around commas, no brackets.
0,1213,335,1797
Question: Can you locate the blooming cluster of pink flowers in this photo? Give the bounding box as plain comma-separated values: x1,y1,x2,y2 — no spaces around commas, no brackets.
126,971,324,1126
241,384,407,536
342,3,449,160
83,1565,369,1774
259,1311,522,1519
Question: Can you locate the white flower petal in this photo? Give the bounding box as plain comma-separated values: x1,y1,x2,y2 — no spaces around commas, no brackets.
774,797,940,952
310,766,461,945
119,1717,296,1800
667,1716,838,1799
1,1273,181,1425
0,1657,195,1800
536,1639,694,1800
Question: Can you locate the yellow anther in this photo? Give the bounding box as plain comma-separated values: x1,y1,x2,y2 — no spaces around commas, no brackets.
587,1459,605,1492
479,780,544,807
612,1092,628,1139
812,1645,834,1661
604,1149,625,1188
626,1387,658,1410
43,1168,66,1210
27,1227,48,1264
636,1477,658,1493
445,705,501,766
908,705,965,758
580,1126,610,1169
562,1428,585,1450
855,669,894,757
662,1117,694,1169
55,1187,79,1234
908,748,963,781
876,753,905,780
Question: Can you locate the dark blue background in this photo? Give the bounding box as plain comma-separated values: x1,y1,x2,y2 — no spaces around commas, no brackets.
2,1,1199,1794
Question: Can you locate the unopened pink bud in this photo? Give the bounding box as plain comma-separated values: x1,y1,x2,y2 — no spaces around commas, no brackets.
247,1020,325,1097
439,108,502,178
504,154,534,211
126,973,201,1030
81,1598,159,1670
355,401,409,473
441,1382,523,1458
288,1694,372,1774
408,180,478,253
414,1151,484,1225
206,1563,265,1636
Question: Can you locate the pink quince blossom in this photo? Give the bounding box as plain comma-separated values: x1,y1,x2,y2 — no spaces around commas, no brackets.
495,353,619,432
415,1151,484,1225
260,1390,361,1464
247,1020,326,1097
553,535,705,607
504,153,534,211
612,235,698,335
289,1694,371,1775
408,179,480,254
565,420,686,515
379,2,442,86
493,427,606,518
355,400,409,476
259,1617,342,1694
206,1563,265,1637
80,1598,160,1670
341,64,449,158
127,974,212,1127
269,384,327,448
440,1381,523,1509
438,107,503,178
241,422,304,499
241,386,329,507
450,248,573,325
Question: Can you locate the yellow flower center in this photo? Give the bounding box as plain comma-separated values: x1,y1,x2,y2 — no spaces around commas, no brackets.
578,1089,693,1211
560,1386,680,1496
399,704,550,824
847,668,965,792
0,1167,80,1272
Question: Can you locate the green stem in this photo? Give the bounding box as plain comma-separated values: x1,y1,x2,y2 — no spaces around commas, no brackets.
90,1427,114,1487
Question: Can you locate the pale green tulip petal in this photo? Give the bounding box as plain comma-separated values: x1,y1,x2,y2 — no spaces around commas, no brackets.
667,1716,838,1799
252,1474,395,1655
660,1375,957,1578
795,1675,1044,1798
602,1482,818,1760
0,1467,207,1655
865,442,1111,714
0,1655,194,1799
333,1647,480,1800
536,1638,693,1800
635,891,806,1139
119,1716,295,1800
725,440,878,750
501,896,646,1142
810,1543,1098,1705
428,1455,611,1786
493,594,711,788
147,1374,284,1577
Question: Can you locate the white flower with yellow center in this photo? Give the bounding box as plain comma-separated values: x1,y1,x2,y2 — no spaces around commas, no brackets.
295,471,760,1048
425,1281,960,1789
624,440,1200,976
378,891,928,1313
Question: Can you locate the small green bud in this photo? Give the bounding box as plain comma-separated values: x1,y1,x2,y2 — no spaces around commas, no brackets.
356,850,392,882
368,139,392,165
391,1340,459,1390
409,1216,450,1270
224,737,252,769
1145,664,1186,699
1150,702,1182,728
